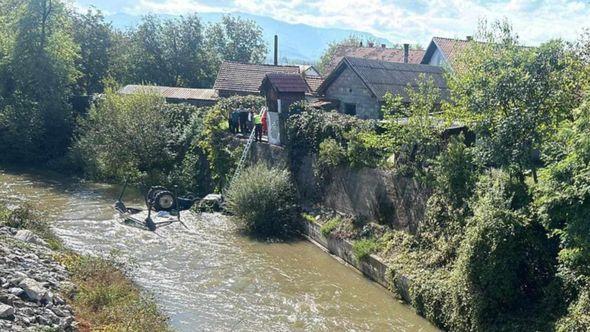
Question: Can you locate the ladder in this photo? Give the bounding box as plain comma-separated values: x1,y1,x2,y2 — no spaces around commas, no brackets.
226,127,256,192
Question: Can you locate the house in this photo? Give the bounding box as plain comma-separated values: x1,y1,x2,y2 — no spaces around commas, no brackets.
420,36,473,68
323,43,426,74
119,85,217,106
260,73,308,145
316,57,449,119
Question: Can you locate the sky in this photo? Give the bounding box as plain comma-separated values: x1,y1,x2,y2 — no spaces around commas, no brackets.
73,0,590,46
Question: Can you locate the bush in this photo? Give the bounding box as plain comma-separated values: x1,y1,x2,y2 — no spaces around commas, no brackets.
73,89,204,186
225,164,300,238
320,217,342,237
352,238,381,260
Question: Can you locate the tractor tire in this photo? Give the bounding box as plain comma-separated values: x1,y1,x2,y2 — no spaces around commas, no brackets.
153,190,175,212
147,186,168,204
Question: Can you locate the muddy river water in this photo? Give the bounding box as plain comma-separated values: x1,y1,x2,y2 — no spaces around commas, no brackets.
0,169,437,331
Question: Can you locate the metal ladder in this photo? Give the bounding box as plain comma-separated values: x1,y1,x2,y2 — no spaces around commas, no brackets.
226,127,256,192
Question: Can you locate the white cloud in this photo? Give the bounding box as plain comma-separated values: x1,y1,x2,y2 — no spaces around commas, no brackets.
116,0,590,45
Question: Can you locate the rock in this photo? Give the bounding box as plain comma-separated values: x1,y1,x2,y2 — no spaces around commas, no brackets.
13,230,48,247
8,287,24,296
18,278,47,302
0,303,14,319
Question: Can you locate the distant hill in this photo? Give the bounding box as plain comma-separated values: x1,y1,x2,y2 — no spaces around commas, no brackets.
105,12,393,65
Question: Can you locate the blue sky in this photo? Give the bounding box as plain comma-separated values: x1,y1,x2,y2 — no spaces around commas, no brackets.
74,0,590,46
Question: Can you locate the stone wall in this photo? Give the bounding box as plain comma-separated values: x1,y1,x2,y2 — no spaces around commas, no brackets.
323,67,381,119
249,143,430,232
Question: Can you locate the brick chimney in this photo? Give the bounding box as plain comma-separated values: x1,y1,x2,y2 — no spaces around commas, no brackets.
403,43,409,63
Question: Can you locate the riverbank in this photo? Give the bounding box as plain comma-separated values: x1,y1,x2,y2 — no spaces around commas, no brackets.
0,204,169,331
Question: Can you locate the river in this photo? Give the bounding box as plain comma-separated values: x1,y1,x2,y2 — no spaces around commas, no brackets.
0,169,437,332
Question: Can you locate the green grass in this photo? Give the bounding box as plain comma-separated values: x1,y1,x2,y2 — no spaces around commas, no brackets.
352,238,382,260
320,217,342,237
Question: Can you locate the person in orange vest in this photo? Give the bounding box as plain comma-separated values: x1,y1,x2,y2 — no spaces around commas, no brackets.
254,110,263,142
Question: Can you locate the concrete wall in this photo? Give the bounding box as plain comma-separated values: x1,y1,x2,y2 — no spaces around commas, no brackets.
300,218,412,302
323,67,381,120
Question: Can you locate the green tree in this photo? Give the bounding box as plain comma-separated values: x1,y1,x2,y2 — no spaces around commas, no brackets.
1,0,80,162
447,20,583,182
207,15,267,64
127,15,215,87
72,8,114,94
317,35,362,75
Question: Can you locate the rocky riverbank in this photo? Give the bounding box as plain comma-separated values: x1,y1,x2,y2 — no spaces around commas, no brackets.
0,226,76,331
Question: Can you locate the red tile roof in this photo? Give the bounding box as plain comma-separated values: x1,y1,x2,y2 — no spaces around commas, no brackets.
213,61,300,94
304,76,323,94
421,37,472,66
324,46,425,74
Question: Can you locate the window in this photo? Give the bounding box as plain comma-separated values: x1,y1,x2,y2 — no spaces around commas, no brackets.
344,103,356,116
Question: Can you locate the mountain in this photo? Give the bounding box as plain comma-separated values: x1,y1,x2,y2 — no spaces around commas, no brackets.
104,12,392,64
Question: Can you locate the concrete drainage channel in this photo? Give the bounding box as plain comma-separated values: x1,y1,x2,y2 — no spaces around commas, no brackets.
300,218,412,303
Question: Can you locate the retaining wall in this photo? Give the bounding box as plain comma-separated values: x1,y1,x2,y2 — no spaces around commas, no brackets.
300,218,412,303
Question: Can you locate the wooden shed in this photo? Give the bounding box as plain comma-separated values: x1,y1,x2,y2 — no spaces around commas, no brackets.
259,73,308,145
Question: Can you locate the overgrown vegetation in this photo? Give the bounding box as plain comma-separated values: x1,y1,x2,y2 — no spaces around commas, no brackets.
58,253,170,331
225,164,300,238
291,21,590,331
0,0,267,166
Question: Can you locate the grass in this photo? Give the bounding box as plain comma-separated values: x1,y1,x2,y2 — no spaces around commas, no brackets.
320,217,342,237
1,203,170,331
352,238,382,261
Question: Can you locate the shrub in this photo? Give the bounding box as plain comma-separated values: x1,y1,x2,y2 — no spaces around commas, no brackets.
320,217,342,237
73,89,204,186
225,164,300,238
556,288,590,332
352,238,381,260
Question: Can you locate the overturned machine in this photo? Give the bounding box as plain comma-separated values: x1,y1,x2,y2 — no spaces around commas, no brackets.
114,183,199,231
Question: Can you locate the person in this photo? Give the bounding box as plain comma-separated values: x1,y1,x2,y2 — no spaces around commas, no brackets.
254,110,263,142
230,109,240,134
247,109,253,132
261,107,268,135
239,107,249,134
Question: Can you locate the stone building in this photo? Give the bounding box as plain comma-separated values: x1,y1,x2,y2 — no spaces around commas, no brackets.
315,57,449,119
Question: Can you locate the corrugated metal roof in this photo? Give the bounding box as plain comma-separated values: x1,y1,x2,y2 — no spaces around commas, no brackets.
119,85,218,101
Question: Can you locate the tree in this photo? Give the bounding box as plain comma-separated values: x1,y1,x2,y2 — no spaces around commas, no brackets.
317,35,362,75
447,20,583,183
72,8,113,95
127,14,216,87
1,0,80,162
207,15,267,64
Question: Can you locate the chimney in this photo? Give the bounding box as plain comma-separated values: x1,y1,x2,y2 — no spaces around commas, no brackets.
274,35,278,66
368,41,374,47
403,43,409,63
466,35,473,41
381,44,386,48
359,41,363,47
